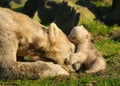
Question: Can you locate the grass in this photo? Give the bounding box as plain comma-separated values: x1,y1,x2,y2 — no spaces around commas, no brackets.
84,21,113,37
95,38,120,56
1,75,120,86
0,0,120,86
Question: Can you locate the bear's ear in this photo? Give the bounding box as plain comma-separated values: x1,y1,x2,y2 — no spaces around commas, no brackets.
48,23,59,43
80,25,84,28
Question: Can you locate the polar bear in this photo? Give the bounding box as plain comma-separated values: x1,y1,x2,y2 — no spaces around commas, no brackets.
0,7,75,79
66,25,106,73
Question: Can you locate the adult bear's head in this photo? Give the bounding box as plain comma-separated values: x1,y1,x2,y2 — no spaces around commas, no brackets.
46,23,75,65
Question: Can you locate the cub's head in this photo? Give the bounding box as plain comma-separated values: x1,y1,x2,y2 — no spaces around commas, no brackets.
46,23,75,64
68,25,90,44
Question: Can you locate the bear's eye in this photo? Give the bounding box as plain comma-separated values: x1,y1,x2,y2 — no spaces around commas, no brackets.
69,35,78,43
71,36,77,40
70,37,76,42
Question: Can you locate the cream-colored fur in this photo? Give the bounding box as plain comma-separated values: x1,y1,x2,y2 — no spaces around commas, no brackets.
66,26,106,73
0,7,75,79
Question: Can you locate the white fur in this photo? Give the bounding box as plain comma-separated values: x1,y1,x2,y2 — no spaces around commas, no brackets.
66,25,106,73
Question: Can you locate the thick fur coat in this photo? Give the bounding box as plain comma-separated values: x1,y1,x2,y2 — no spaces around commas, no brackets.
66,26,106,73
0,7,75,79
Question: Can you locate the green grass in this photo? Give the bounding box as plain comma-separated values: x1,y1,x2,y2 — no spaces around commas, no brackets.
1,76,120,86
95,38,120,56
84,21,113,37
1,0,120,86
91,0,112,7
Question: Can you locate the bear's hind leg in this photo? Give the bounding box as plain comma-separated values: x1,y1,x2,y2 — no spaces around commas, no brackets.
85,57,106,73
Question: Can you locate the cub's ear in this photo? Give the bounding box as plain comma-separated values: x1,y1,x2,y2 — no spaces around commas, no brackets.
48,23,59,43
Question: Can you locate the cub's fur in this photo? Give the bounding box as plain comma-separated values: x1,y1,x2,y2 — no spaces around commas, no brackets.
66,26,106,73
0,7,75,79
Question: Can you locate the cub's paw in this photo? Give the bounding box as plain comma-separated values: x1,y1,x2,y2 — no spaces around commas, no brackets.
72,62,81,71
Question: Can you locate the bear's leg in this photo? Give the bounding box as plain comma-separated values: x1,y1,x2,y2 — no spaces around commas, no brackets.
85,57,106,73
65,52,88,66
0,38,68,79
0,61,69,79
